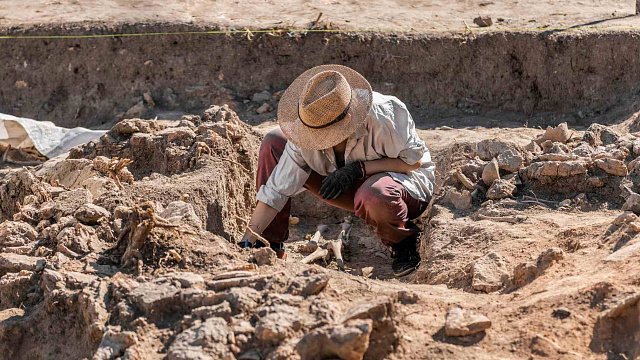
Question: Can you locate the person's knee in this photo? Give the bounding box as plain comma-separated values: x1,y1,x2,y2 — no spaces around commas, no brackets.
354,176,400,216
259,129,287,157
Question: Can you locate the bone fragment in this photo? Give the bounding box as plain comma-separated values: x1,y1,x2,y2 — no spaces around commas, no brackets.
301,247,329,264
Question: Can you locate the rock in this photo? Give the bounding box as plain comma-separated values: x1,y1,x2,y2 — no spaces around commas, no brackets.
622,192,640,214
167,272,205,288
255,102,272,114
159,201,202,229
594,158,628,176
56,223,103,255
444,307,492,336
397,290,419,304
537,154,580,162
343,297,394,323
74,203,110,225
525,161,588,179
129,281,180,316
583,124,621,146
482,159,500,186
93,327,139,360
604,239,640,262
542,142,569,154
558,199,572,208
633,140,640,156
600,128,620,145
486,179,516,200
471,252,510,293
476,139,521,161
167,317,234,360
530,334,566,356
50,188,94,219
497,149,524,173
613,211,637,225
537,247,564,271
78,281,109,341
361,267,374,278
453,169,475,190
251,90,271,103
288,270,329,297
0,270,33,307
512,262,539,288
0,254,44,274
342,296,397,359
537,123,571,144
443,188,472,210
253,247,277,266
552,307,571,319
191,301,233,321
0,221,37,248
255,304,301,344
473,16,493,27
571,143,594,157
157,127,196,145
628,158,640,174
295,319,373,360
125,101,147,118
524,140,542,153
602,292,640,318
512,248,563,288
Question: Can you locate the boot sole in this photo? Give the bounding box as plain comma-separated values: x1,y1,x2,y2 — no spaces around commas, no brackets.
393,264,418,277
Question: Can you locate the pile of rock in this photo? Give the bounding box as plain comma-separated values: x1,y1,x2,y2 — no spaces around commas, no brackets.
441,122,640,210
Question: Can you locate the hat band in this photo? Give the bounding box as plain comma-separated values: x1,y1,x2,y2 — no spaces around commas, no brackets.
298,97,352,129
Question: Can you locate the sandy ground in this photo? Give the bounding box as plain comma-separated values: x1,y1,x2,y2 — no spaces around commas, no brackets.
0,0,639,32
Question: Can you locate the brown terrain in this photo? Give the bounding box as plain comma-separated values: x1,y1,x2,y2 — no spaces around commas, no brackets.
1,1,640,360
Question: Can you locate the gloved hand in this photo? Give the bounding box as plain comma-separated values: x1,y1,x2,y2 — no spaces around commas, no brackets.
319,161,365,200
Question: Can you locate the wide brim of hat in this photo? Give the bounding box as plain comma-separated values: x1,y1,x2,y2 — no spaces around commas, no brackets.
277,64,373,151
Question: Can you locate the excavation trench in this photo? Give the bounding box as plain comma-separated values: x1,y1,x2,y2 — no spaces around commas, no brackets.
1,23,640,360
3,24,640,130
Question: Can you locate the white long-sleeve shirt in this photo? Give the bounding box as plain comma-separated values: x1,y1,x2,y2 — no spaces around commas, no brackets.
257,92,436,211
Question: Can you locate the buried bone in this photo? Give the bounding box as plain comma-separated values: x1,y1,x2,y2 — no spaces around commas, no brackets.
301,217,352,270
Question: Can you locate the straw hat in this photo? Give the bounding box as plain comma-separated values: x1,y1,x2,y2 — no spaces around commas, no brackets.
278,64,372,150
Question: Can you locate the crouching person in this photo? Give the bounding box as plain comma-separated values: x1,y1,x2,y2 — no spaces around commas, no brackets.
240,64,435,277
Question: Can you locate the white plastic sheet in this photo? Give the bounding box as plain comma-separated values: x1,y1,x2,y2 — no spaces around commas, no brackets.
0,113,106,158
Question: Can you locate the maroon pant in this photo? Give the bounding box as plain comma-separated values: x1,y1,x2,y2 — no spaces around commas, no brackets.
258,129,428,247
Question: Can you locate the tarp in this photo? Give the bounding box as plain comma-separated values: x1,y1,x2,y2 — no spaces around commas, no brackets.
0,113,106,158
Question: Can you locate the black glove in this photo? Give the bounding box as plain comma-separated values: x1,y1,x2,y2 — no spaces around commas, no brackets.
319,161,365,200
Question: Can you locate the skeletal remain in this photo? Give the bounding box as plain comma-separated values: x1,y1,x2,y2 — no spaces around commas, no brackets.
304,224,329,252
301,247,330,265
207,273,274,291
92,156,134,188
453,169,475,190
211,270,256,281
330,217,353,270
115,201,178,269
301,216,353,271
473,213,527,224
189,141,212,168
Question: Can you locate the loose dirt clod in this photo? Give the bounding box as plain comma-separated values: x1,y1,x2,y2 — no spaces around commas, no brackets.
444,307,492,337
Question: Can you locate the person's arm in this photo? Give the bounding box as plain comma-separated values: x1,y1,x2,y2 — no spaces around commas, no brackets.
364,157,422,176
241,200,279,243
242,141,310,245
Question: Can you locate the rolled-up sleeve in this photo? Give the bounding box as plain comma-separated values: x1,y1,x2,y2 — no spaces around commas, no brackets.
378,97,427,165
256,141,311,211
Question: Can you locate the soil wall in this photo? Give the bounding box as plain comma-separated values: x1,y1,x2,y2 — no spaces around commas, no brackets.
2,24,640,128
